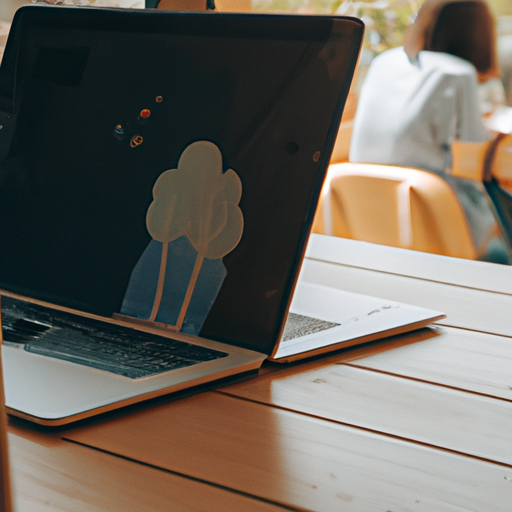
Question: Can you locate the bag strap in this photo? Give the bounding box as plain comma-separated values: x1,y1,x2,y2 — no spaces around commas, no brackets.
482,132,508,183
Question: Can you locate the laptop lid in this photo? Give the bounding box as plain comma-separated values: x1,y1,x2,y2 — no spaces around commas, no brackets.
0,5,363,356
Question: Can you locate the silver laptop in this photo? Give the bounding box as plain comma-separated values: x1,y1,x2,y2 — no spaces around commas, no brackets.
0,5,441,425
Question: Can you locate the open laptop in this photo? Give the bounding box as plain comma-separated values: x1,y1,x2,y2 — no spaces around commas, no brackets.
0,5,442,426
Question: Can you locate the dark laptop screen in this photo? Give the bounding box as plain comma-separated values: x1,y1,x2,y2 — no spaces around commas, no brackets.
0,6,363,354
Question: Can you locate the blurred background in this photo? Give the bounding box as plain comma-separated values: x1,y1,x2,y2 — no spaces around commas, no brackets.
1,0,511,263
2,0,511,104
252,0,512,105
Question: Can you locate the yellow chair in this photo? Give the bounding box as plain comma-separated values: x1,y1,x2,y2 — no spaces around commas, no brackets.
330,119,353,163
451,135,512,192
450,139,491,182
449,136,512,259
330,90,358,164
312,162,477,259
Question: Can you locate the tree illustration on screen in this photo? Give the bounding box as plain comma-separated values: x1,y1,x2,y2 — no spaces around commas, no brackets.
146,140,243,330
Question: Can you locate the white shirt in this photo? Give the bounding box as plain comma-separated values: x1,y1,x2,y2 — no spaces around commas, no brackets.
350,47,490,173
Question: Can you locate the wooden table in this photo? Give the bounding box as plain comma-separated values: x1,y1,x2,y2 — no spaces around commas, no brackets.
5,235,512,511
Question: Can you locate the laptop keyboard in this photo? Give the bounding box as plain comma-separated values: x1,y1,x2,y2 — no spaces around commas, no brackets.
1,297,228,379
281,312,339,342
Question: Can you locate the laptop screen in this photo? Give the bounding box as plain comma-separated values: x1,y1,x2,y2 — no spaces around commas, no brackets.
0,5,363,354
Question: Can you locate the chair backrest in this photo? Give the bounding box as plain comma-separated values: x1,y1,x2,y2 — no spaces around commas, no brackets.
449,135,512,258
451,135,512,191
330,120,353,164
312,162,477,259
451,139,491,181
330,90,358,164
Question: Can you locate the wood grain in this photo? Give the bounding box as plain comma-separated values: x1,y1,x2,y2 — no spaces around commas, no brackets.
306,233,512,295
346,325,512,401
221,364,512,466
64,392,512,512
8,429,283,512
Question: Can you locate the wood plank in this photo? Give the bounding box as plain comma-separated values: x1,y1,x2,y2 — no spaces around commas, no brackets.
221,365,512,465
0,332,13,512
64,392,512,512
346,325,512,401
306,233,512,295
300,256,512,337
8,429,284,512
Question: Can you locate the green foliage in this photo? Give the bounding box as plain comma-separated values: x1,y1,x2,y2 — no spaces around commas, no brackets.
253,0,342,13
489,0,512,17
252,0,417,57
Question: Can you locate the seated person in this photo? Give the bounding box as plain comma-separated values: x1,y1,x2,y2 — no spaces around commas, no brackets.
350,0,510,263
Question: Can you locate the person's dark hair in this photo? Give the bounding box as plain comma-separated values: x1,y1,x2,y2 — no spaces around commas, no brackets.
404,0,499,81
428,1,495,75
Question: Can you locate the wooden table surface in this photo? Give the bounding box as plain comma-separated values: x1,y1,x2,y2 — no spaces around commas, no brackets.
5,239,512,511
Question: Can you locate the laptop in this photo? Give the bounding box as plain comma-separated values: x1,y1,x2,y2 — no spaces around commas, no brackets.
0,5,442,426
